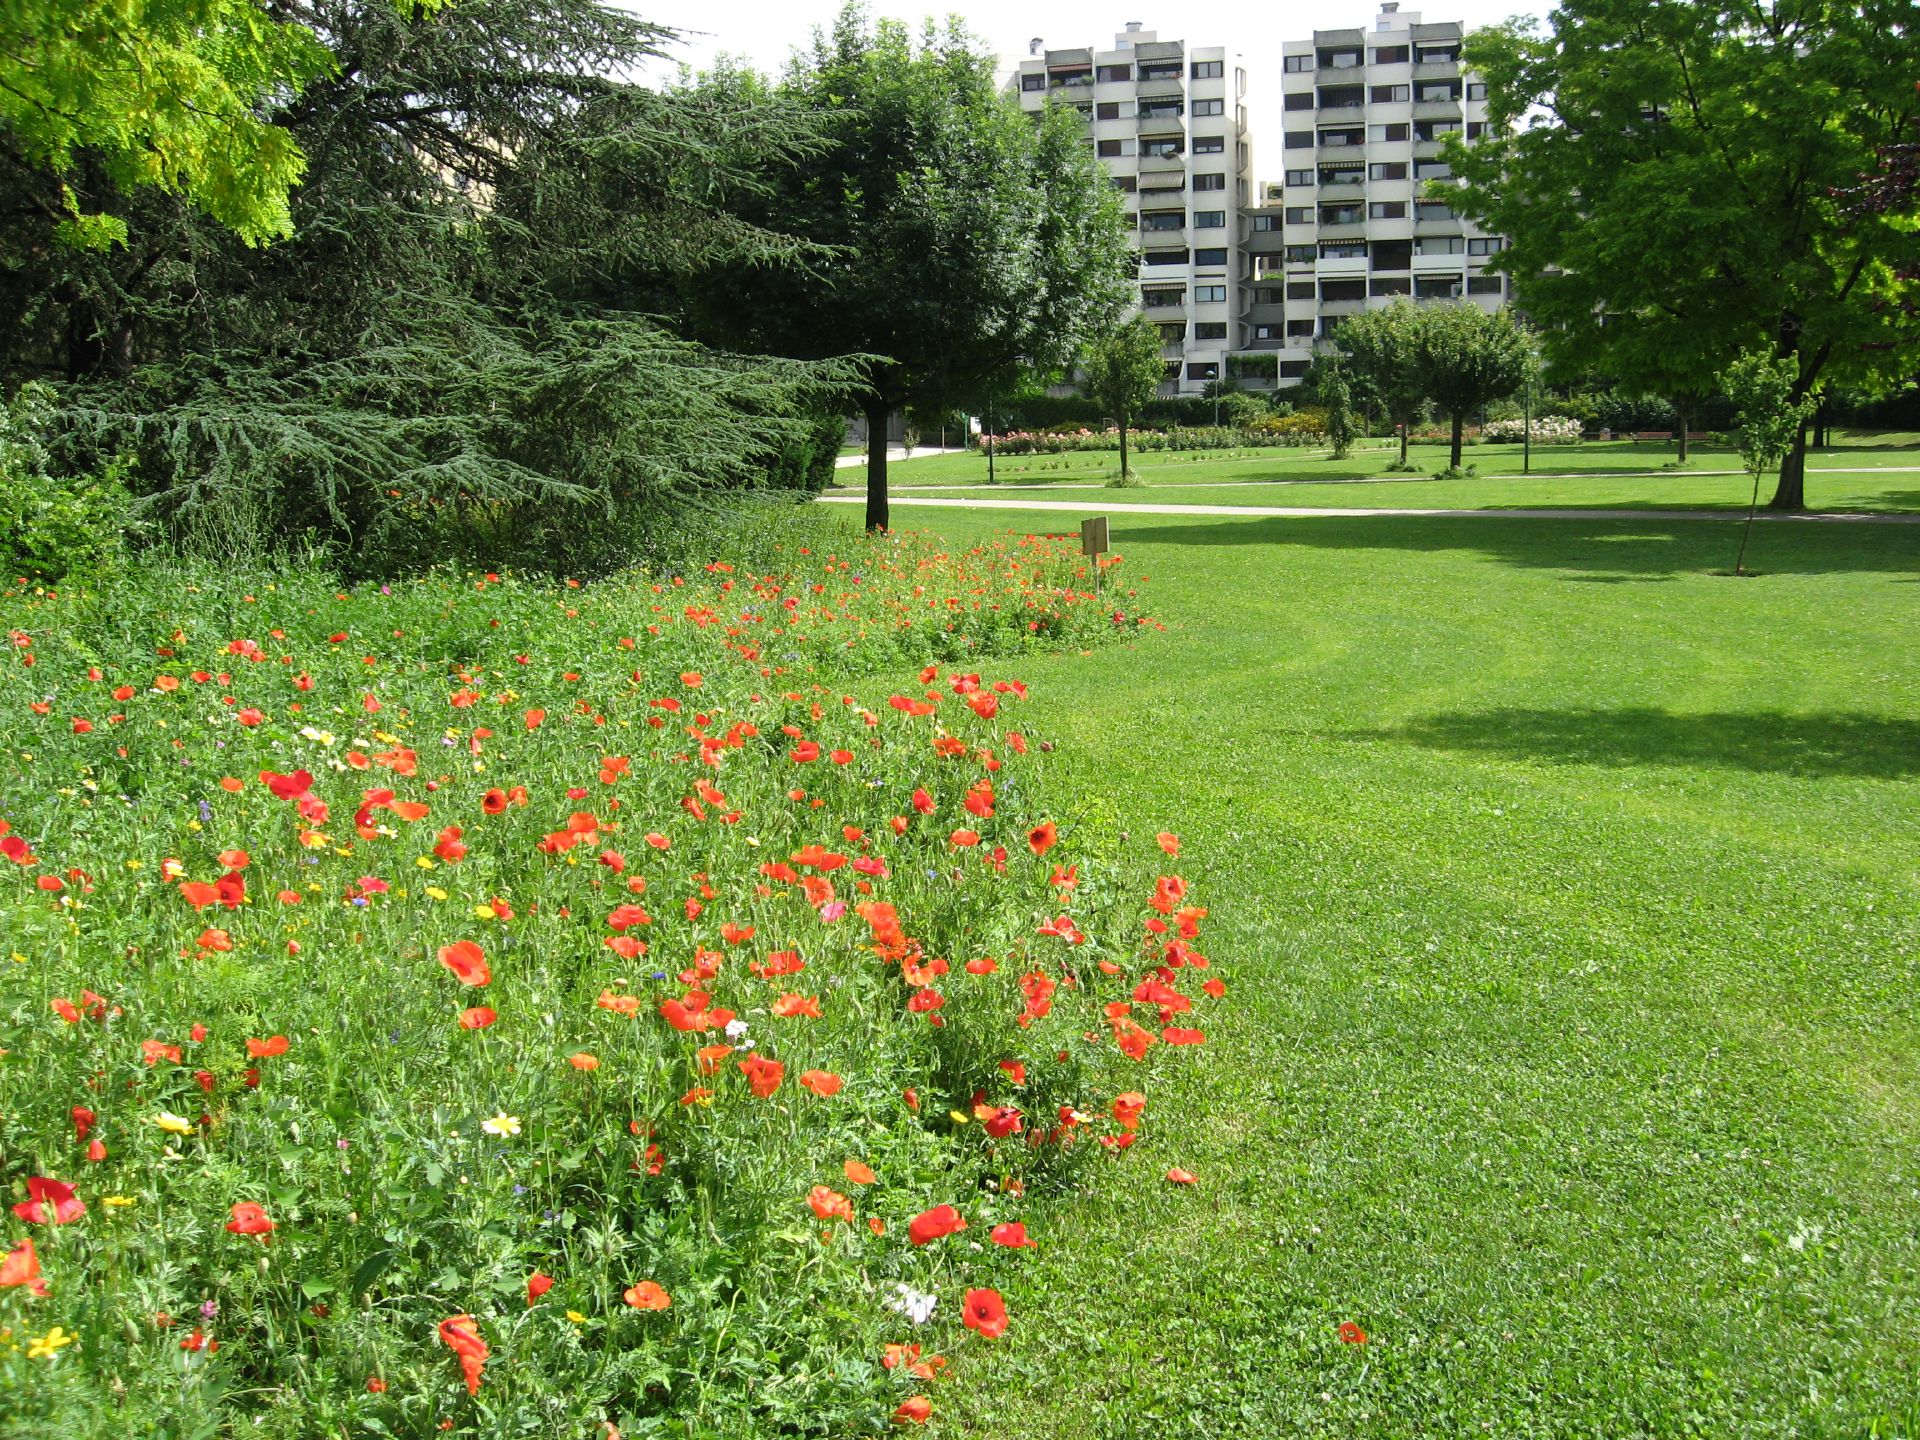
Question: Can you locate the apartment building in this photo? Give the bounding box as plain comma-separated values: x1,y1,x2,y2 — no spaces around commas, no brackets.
1244,3,1507,386
1010,27,1254,396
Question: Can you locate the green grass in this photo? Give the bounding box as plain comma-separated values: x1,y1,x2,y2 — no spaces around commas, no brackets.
833,438,1920,515
912,506,1920,1437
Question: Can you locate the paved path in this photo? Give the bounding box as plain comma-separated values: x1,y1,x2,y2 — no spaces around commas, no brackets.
819,494,1920,524
877,463,1920,492
833,446,966,468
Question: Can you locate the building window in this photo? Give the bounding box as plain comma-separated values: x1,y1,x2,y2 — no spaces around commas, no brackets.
1097,139,1122,157
1193,248,1229,266
1370,45,1410,64
1158,322,1187,342
1320,128,1364,147
1284,245,1317,263
1142,140,1184,158
1369,161,1409,180
1284,130,1313,149
1250,215,1279,231
1415,120,1462,141
1112,175,1137,192
1285,168,1314,187
1319,85,1365,109
1194,321,1228,339
1414,275,1463,298
1284,92,1313,111
1282,206,1310,224
1192,135,1225,153
1369,123,1411,142
1370,84,1410,103
1192,172,1226,191
1365,201,1404,220
1415,45,1461,63
1140,101,1185,120
1417,82,1461,103
1096,101,1121,120
1253,323,1282,340
1415,236,1465,255
1320,165,1364,186
1320,241,1368,259
1143,249,1190,265
1142,210,1184,231
1468,237,1505,255
1321,279,1365,301
1284,54,1314,72
1193,98,1224,116
1466,121,1487,140
1466,82,1488,100
1099,63,1132,81
1255,287,1285,303
1415,201,1454,221
1321,204,1364,225
1191,60,1223,79
1281,359,1310,378
1187,362,1220,380
1372,239,1412,270
1140,61,1182,80
1286,319,1316,337
1467,274,1504,294
1021,73,1045,92
1321,48,1362,68
1369,276,1412,295
1192,210,1226,228
1413,159,1453,179
1286,280,1315,299
1194,285,1227,302
1142,289,1185,308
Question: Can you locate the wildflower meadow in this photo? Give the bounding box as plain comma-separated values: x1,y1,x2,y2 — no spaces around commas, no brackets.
0,510,1221,1437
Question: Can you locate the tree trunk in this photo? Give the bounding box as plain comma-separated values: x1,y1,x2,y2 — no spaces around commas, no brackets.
1767,419,1809,510
1674,401,1691,463
1812,401,1828,449
1118,415,1130,480
1449,412,1463,471
863,397,890,532
1398,416,1409,467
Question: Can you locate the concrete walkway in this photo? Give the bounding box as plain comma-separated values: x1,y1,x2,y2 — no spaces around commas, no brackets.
833,446,966,468
818,494,1920,524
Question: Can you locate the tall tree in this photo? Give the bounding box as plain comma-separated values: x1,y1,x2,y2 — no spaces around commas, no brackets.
1,0,339,246
697,5,1134,530
1452,0,1920,507
1080,314,1163,483
1418,304,1531,470
1334,301,1426,468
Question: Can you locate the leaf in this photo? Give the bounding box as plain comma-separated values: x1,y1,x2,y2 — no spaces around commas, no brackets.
349,1248,397,1299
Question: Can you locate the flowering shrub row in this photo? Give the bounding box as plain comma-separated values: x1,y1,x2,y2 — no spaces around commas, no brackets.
0,519,1220,1437
1479,416,1585,444
982,422,1325,455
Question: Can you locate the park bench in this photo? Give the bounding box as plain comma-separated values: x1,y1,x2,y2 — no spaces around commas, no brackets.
1629,430,1715,443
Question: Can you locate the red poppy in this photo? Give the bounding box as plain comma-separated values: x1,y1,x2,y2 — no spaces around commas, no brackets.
771,992,822,1019
998,1059,1027,1086
989,1222,1036,1249
527,1272,554,1307
624,1280,671,1310
12,1177,85,1225
481,788,508,815
437,941,490,987
141,1039,182,1066
798,1069,843,1097
961,1287,1009,1338
1156,831,1180,857
982,1105,1024,1139
568,1052,600,1071
0,1238,43,1293
458,1006,496,1029
907,1204,966,1246
225,1202,275,1237
738,1053,784,1098
843,1159,876,1185
1165,1167,1199,1185
808,1186,853,1223
1026,821,1057,856
72,1106,96,1141
246,1035,289,1058
1339,1321,1368,1345
1111,1092,1146,1132
893,1396,932,1425
438,1314,489,1395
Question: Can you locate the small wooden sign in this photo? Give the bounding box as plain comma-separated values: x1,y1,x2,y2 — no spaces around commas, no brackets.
1081,516,1109,557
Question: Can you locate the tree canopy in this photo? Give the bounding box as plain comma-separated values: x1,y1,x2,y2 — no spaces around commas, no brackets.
696,4,1135,529
1417,304,1531,470
1452,0,1920,505
1080,314,1164,482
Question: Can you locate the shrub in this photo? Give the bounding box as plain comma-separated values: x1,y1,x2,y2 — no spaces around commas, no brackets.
0,383,136,582
0,513,1221,1438
1480,415,1584,443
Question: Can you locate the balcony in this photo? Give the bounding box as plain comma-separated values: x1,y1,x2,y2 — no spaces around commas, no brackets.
1138,152,1187,172
1137,111,1186,134
1413,100,1463,120
1319,221,1367,239
1318,180,1364,199
1413,139,1450,160
1320,297,1366,315
1413,60,1461,80
1139,227,1189,248
1317,99,1366,114
1137,81,1184,102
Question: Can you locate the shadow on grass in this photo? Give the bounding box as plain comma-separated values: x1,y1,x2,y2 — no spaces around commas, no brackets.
1112,514,1920,578
1356,707,1920,779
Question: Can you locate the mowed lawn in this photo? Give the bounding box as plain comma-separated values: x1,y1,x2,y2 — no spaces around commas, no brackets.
911,507,1920,1437
840,434,1920,515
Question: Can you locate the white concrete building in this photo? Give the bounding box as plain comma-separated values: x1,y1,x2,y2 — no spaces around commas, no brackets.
1244,3,1508,387
1009,26,1256,396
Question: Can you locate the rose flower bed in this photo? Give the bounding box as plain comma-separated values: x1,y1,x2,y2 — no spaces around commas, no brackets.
0,518,1221,1437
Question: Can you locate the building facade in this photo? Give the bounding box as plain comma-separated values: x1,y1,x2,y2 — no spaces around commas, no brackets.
1244,4,1507,386
1010,27,1256,396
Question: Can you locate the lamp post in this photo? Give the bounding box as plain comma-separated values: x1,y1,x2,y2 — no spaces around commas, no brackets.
986,399,996,486
1522,375,1531,475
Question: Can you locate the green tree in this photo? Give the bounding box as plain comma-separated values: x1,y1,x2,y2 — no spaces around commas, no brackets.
702,4,1135,530
1418,304,1529,471
0,0,341,246
1335,301,1426,468
1721,349,1820,577
1319,359,1357,460
1453,0,1920,506
1080,314,1164,483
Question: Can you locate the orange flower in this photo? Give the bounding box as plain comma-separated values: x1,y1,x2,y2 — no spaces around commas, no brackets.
527,1272,554,1307
624,1280,671,1310
1339,1321,1368,1345
961,1287,1008,1338
458,1007,496,1030
989,1222,1036,1249
907,1204,966,1246
738,1053,784,1098
798,1069,843,1097
772,992,822,1019
225,1202,275,1237
1165,1167,1199,1185
438,1314,489,1395
893,1396,932,1425
1026,821,1056,856
0,1238,43,1293
568,1052,600,1071
808,1186,853,1223
246,1035,289,1058
695,1043,732,1074
843,1160,876,1185
437,941,490,987
1111,1092,1146,1132
1156,831,1180,856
